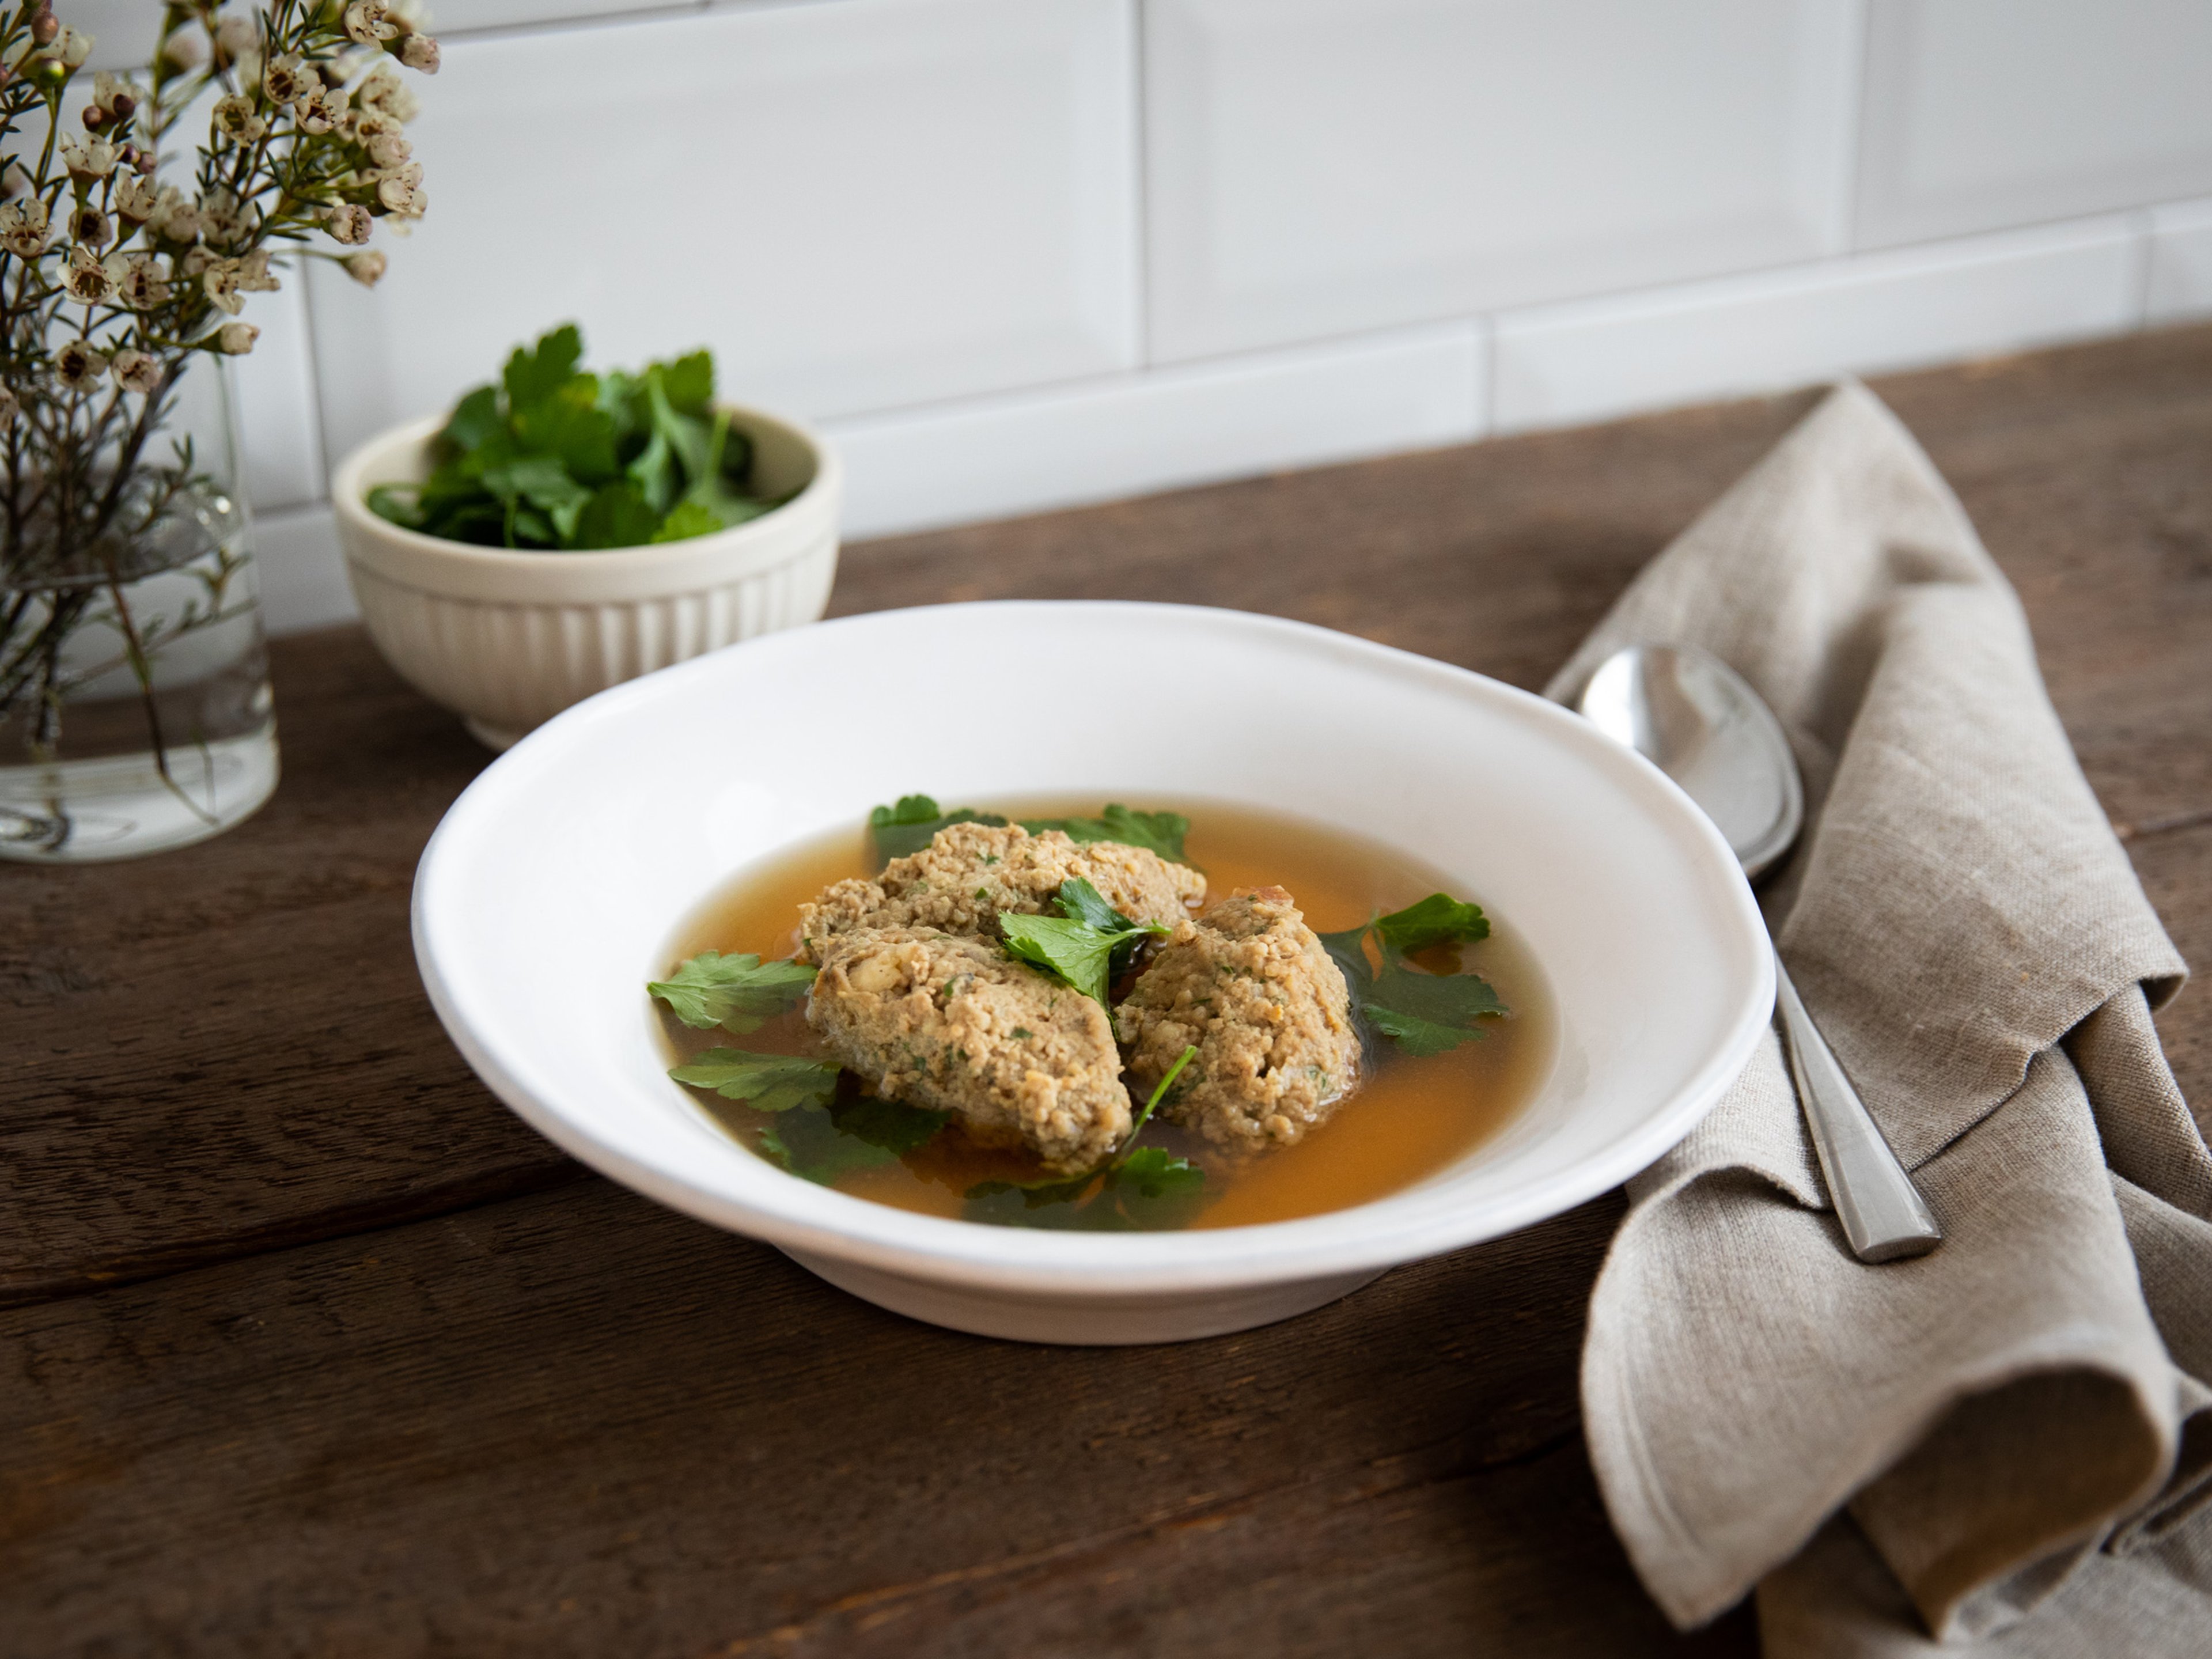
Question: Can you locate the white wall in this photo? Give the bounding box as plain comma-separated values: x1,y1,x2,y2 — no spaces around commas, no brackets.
78,1,2212,633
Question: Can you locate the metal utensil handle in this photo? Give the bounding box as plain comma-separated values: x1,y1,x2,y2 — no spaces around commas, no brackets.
1774,957,1944,1263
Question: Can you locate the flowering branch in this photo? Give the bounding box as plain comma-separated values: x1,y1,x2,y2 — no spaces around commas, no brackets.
0,0,437,771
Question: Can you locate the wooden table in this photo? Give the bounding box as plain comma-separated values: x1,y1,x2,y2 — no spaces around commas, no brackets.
6,327,2207,1656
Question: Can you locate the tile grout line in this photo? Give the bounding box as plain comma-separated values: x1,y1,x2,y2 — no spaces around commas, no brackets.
293,245,335,512
1843,0,1874,255
1129,0,1153,374
1475,312,1497,440
2132,206,2157,327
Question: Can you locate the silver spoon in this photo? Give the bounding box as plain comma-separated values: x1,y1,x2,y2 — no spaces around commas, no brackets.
1580,644,1943,1263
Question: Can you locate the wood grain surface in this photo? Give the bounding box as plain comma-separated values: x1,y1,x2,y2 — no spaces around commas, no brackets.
3,324,2207,1656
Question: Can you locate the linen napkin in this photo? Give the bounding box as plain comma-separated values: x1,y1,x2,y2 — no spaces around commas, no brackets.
1544,382,2211,1654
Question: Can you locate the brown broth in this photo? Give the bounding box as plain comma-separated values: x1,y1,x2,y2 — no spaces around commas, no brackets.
657,798,1554,1230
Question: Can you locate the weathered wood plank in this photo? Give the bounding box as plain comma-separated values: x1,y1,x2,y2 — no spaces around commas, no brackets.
0,1179,1751,1657
0,630,572,1305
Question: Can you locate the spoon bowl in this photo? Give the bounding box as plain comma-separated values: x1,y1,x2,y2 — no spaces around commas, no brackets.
1579,646,1803,881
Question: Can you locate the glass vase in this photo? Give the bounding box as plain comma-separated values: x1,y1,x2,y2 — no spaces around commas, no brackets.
0,362,279,862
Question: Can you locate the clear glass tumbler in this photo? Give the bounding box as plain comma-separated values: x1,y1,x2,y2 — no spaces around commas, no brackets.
0,363,279,862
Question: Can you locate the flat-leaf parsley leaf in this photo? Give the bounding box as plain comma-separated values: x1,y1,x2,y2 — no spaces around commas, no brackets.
1361,959,1507,1056
1374,892,1490,953
760,1108,896,1186
647,950,816,1033
998,878,1169,1006
866,793,1009,866
1321,893,1508,1058
666,1048,839,1113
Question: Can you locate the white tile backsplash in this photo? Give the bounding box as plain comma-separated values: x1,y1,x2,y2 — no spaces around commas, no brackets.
2147,199,2212,324
37,0,2199,634
1492,215,2145,434
251,505,354,639
827,323,1486,537
1857,0,2212,249
230,281,327,516
1143,0,1862,362
308,0,1138,468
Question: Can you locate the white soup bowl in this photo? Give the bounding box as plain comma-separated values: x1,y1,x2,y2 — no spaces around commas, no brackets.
412,602,1772,1344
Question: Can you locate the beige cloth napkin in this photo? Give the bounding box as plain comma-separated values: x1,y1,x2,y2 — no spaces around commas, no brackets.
1544,382,2211,1654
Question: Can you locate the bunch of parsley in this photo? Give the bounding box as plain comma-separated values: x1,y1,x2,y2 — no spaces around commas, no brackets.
366,323,779,551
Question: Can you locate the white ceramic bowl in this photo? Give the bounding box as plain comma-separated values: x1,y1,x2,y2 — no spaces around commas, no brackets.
414,602,1772,1344
332,404,840,749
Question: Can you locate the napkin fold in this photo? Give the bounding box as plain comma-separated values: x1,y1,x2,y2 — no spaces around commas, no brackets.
1544,382,2210,1654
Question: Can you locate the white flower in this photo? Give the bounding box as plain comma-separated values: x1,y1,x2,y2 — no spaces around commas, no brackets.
343,2,398,45
179,245,214,278
376,169,422,214
56,26,93,69
161,27,209,71
91,70,138,123
355,65,418,123
343,249,388,287
324,203,373,245
59,132,118,182
110,349,161,395
113,174,160,225
147,187,203,244
398,35,439,74
264,54,310,105
62,245,118,303
69,205,111,248
214,13,260,60
366,130,410,168
235,249,281,293
354,110,401,143
112,253,171,309
217,321,259,355
200,190,257,248
55,339,107,389
295,83,347,135
202,262,243,315
0,198,50,258
211,95,267,144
